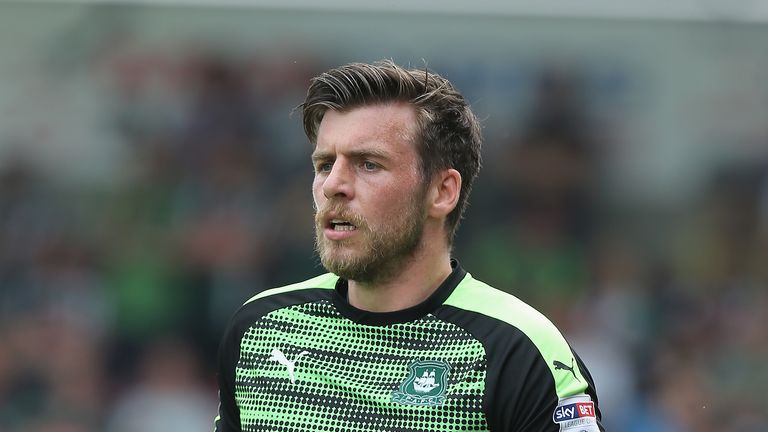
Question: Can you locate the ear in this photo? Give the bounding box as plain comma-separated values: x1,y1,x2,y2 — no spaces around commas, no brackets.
427,168,461,219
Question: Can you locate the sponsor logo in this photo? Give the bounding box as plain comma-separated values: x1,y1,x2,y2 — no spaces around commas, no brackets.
553,401,596,423
554,396,599,431
553,359,580,382
392,360,450,406
268,348,309,384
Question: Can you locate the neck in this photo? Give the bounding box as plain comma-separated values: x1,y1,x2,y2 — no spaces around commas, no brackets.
347,235,453,313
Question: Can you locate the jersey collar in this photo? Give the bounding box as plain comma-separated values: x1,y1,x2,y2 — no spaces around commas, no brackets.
331,259,467,326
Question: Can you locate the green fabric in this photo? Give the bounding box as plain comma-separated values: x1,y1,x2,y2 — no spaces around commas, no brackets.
235,302,488,431
243,273,338,305
444,273,588,399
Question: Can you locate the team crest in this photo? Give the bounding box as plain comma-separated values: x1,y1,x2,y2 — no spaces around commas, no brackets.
392,360,450,406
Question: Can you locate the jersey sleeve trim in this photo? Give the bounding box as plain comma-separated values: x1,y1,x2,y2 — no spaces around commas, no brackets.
243,273,339,305
444,272,588,399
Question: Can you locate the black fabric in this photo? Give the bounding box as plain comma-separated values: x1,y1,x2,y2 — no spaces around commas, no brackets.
435,305,603,431
215,288,335,432
215,263,604,432
331,260,466,325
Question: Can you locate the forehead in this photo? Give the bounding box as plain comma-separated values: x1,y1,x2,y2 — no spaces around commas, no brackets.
314,102,419,153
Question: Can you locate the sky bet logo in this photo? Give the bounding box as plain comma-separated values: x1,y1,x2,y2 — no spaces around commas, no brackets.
553,401,596,423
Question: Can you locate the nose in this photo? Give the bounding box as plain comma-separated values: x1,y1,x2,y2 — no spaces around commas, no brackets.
321,160,354,200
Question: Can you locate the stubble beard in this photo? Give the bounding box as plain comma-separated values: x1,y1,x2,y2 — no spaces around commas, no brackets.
314,194,426,285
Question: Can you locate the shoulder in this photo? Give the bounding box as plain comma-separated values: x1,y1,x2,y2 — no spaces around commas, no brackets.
443,272,589,399
224,273,340,336
444,272,561,340
218,272,338,357
243,272,339,305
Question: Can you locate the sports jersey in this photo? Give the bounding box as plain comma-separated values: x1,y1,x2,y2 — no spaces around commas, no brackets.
215,261,603,431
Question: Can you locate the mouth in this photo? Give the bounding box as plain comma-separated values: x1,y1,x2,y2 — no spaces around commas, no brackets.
329,219,357,232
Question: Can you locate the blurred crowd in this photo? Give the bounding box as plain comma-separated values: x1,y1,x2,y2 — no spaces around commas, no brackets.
1,48,767,432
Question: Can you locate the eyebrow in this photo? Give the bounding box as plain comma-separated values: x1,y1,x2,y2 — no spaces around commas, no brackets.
311,147,392,163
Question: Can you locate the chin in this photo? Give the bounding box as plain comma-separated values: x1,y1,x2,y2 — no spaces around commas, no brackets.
321,251,374,279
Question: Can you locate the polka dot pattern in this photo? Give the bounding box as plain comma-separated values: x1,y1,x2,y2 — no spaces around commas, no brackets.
235,300,488,431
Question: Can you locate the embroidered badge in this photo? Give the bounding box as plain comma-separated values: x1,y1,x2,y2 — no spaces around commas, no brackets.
392,360,450,406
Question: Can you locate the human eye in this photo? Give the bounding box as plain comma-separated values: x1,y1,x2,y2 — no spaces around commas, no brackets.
314,161,333,173
362,160,379,171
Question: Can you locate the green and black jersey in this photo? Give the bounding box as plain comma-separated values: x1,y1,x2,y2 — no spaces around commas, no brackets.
215,261,603,431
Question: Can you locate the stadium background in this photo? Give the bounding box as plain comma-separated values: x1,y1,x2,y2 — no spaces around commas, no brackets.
1,1,767,431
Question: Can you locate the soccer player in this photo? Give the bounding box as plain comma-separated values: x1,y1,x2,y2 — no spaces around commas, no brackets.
215,60,603,431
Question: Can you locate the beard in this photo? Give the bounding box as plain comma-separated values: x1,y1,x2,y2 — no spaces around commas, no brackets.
314,191,427,285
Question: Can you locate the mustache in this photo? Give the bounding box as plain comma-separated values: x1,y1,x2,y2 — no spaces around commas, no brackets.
315,202,366,228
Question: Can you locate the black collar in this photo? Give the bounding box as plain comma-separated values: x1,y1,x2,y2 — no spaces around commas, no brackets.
331,259,466,326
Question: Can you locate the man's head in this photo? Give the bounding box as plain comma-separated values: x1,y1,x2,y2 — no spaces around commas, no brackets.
302,60,482,244
310,103,428,283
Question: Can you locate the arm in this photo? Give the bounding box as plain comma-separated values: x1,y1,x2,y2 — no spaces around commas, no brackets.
214,319,242,432
487,345,604,432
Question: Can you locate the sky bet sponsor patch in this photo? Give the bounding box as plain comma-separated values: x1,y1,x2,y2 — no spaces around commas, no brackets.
553,395,599,432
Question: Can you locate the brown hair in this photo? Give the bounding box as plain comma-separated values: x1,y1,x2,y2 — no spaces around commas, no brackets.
301,60,482,244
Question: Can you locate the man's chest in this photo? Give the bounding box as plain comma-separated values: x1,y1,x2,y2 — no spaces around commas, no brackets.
234,301,489,431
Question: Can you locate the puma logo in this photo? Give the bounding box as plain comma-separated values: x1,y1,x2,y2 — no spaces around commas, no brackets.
553,359,580,382
269,348,309,384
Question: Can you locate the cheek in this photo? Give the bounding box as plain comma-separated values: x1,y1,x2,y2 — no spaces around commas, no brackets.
369,188,408,218
312,178,325,204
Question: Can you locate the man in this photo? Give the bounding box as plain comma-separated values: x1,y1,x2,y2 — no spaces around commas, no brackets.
215,60,603,431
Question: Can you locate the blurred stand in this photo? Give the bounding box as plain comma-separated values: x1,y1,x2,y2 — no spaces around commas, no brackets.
105,337,216,432
1,3,767,431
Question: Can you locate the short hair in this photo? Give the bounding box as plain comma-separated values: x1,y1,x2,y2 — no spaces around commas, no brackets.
301,60,482,244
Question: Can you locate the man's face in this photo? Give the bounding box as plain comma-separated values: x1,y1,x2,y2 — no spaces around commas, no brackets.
312,102,428,284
